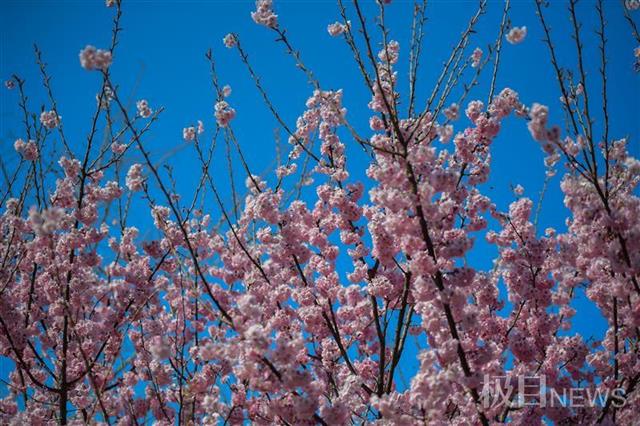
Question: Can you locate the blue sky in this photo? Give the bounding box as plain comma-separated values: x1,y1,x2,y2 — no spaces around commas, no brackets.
1,0,639,403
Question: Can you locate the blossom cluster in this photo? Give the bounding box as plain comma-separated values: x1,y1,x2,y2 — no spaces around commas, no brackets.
79,45,112,70
13,138,38,160
251,0,278,28
214,100,236,127
39,110,61,129
136,99,152,118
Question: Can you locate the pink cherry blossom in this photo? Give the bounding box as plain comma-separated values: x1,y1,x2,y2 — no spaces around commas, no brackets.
214,100,236,127
125,163,145,190
251,0,278,28
471,47,483,68
327,21,347,37
39,110,61,129
136,99,152,118
513,184,524,195
110,141,126,154
79,45,112,70
13,138,38,160
223,33,237,48
506,26,527,44
444,102,460,121
626,0,640,10
183,126,196,141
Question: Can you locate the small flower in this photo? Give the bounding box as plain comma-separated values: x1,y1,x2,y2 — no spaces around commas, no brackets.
105,0,115,6
222,85,232,98
40,110,61,129
79,45,112,70
327,21,347,37
437,124,453,143
377,40,400,64
626,0,640,11
97,86,114,109
214,101,236,127
506,26,527,45
223,33,237,49
574,83,584,96
513,184,524,196
197,120,205,134
14,139,25,152
251,0,278,28
624,156,640,175
126,164,145,191
465,100,484,123
111,142,126,155
183,126,196,141
470,47,482,68
136,100,152,118
14,138,39,161
5,79,15,90
528,103,549,142
444,103,460,121
276,163,297,178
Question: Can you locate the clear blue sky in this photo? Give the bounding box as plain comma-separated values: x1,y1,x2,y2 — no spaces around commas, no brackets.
1,0,639,398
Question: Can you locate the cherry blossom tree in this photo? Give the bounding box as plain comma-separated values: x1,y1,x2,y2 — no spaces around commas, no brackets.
1,0,639,424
